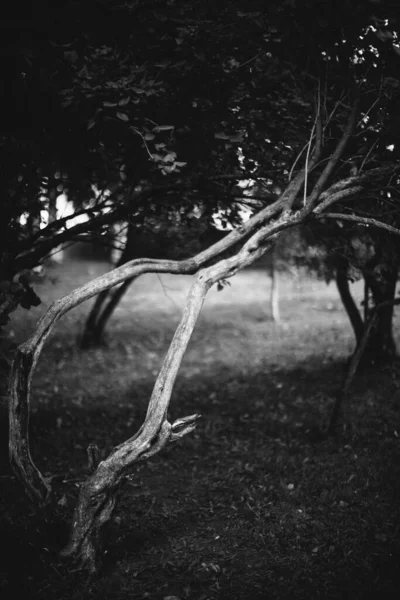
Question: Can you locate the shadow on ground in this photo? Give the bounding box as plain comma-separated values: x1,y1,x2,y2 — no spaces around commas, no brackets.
2,358,400,599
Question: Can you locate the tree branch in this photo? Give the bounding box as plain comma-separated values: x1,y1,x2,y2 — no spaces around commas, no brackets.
306,98,359,210
8,191,297,504
59,217,289,569
313,186,363,213
318,212,400,237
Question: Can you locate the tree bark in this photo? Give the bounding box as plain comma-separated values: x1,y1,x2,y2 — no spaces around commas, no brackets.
335,257,364,344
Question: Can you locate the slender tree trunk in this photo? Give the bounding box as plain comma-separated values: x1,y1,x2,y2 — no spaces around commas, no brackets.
328,306,378,435
92,277,135,341
329,296,400,434
363,279,370,323
79,289,111,348
80,278,135,348
80,226,136,348
362,262,398,365
269,249,280,322
47,186,64,263
335,257,364,344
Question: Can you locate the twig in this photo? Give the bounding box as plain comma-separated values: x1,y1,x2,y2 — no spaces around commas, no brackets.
303,83,321,205
320,212,400,237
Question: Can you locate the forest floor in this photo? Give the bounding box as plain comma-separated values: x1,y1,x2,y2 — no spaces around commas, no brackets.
1,258,400,599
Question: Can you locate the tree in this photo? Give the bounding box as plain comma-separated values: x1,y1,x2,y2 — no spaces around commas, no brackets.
305,208,400,366
5,0,400,574
10,102,400,570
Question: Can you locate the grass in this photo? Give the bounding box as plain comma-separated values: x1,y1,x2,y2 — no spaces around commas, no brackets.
1,258,400,599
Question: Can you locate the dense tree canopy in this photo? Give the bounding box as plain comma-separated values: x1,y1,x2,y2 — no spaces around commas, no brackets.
2,0,400,290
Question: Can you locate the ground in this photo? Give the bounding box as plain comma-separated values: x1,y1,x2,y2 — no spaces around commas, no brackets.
1,259,400,599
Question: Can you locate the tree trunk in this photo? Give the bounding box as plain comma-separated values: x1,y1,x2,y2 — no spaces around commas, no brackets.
93,278,135,339
80,226,137,348
335,257,364,344
362,262,398,365
329,296,400,434
79,289,111,348
62,238,274,571
363,279,370,323
79,278,135,348
335,255,398,367
269,249,280,323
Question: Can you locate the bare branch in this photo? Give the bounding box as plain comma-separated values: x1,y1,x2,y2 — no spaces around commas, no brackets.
318,212,400,237
359,139,378,173
306,98,359,210
8,191,297,503
313,186,364,213
303,82,322,205
60,216,289,567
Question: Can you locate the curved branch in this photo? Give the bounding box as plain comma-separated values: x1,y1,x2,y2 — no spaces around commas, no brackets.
61,223,278,569
8,194,294,503
313,186,363,213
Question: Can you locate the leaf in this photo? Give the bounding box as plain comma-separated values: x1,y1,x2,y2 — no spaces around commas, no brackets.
163,152,177,163
160,164,177,174
144,132,155,141
215,132,230,140
229,132,245,142
154,125,175,132
87,119,96,130
116,112,129,122
119,96,131,106
103,101,118,107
